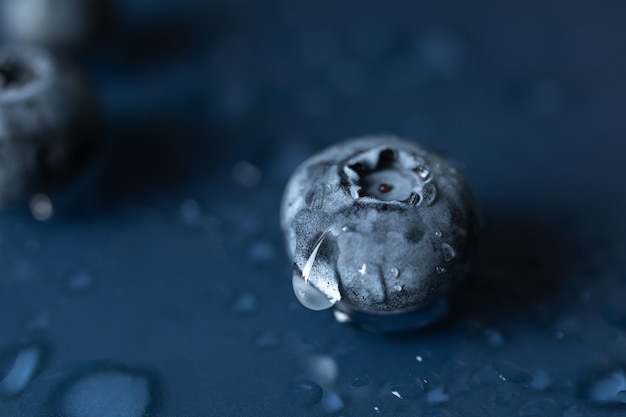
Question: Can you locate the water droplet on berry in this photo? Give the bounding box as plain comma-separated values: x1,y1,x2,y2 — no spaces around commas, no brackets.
413,166,431,180
434,231,443,238
435,266,446,274
292,271,336,311
385,267,399,279
441,243,456,262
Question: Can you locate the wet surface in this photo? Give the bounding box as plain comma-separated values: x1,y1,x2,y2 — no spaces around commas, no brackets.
1,0,626,416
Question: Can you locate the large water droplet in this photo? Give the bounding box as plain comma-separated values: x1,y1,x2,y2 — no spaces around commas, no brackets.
0,344,43,397
292,270,336,311
55,367,153,417
30,194,53,221
582,368,626,403
441,243,456,262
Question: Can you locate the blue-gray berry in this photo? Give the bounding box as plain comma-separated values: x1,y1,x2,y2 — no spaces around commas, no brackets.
0,45,102,208
280,136,480,327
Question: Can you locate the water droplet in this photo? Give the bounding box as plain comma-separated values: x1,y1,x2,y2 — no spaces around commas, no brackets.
286,378,322,407
304,355,338,388
582,368,626,403
350,376,371,387
55,367,153,417
0,344,43,397
413,166,431,180
232,161,262,187
292,272,336,311
255,330,280,349
30,193,53,221
248,240,275,264
320,391,343,413
393,285,403,292
434,231,443,238
420,183,437,206
65,270,95,294
385,267,399,279
426,386,449,404
435,266,446,274
493,360,533,384
179,199,202,225
389,383,423,400
333,310,351,323
233,292,259,315
441,243,456,262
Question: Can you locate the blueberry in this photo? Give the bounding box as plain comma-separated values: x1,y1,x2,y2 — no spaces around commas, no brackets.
280,136,480,328
0,45,103,208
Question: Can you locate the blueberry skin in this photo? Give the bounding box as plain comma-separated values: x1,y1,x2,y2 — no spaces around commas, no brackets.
0,45,103,208
281,136,480,316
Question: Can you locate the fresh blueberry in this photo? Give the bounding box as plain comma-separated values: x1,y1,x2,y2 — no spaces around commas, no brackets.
0,45,103,209
280,135,480,329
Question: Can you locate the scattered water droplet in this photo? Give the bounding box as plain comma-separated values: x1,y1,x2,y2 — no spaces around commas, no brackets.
65,270,95,294
493,360,533,384
0,344,43,397
441,243,456,262
582,368,626,403
434,231,443,238
351,376,371,387
232,161,262,187
255,330,280,349
435,266,446,274
386,267,399,279
286,378,322,407
393,284,403,292
248,240,275,264
55,367,153,417
426,386,449,404
304,355,338,388
30,194,53,221
233,292,259,315
414,166,431,180
419,183,437,206
179,199,202,225
320,391,343,413
333,309,351,323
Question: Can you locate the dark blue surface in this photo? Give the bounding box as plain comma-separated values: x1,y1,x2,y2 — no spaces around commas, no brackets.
1,1,626,416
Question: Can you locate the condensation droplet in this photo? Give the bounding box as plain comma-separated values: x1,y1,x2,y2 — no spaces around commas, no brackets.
0,344,43,397
434,231,443,238
435,266,446,274
420,183,437,206
441,243,456,262
55,367,153,417
292,272,336,311
30,193,53,221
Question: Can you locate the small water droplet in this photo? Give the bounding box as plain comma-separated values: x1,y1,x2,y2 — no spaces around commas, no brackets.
232,161,262,187
30,194,53,221
391,390,402,399
393,285,403,292
426,386,449,404
413,166,431,180
255,330,280,349
435,266,446,274
179,199,202,225
0,344,43,397
434,231,443,238
350,376,371,387
493,360,533,384
441,243,456,262
286,378,322,407
386,267,399,279
419,183,437,206
333,310,351,323
55,367,153,417
233,292,259,315
65,270,95,294
416,356,423,362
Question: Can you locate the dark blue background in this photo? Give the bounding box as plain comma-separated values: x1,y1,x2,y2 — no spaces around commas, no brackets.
1,0,626,416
